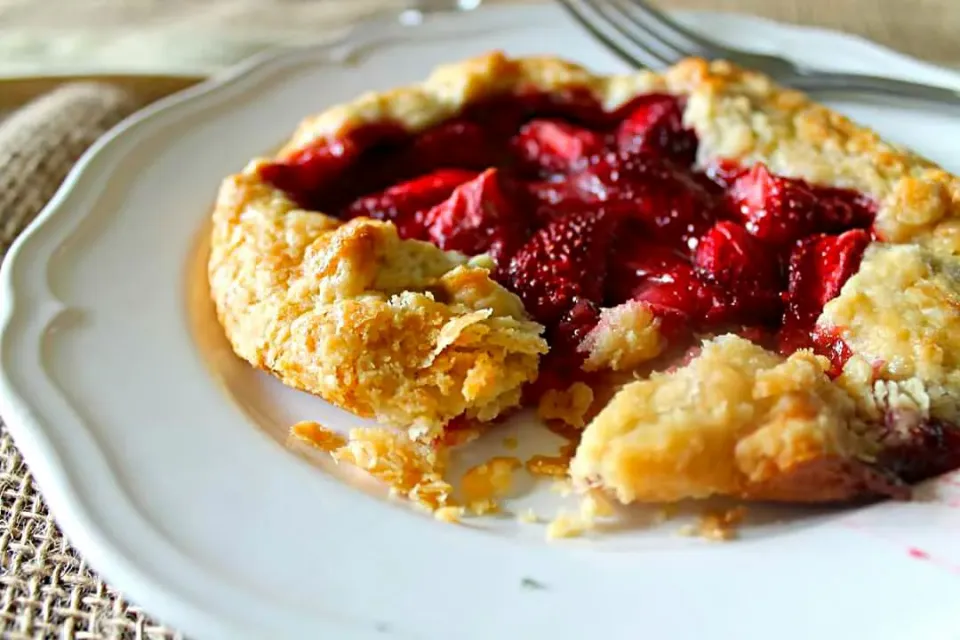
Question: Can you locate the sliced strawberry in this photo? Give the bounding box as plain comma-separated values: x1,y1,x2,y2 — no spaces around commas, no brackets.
504,208,619,324
524,299,603,400
259,138,360,206
779,229,870,368
566,152,718,248
342,169,478,239
630,263,704,341
728,164,821,246
552,298,602,362
407,119,502,172
422,168,529,263
815,187,877,233
616,94,697,165
693,221,784,324
606,233,691,305
510,119,606,176
815,328,854,376
783,229,870,328
704,160,748,190
261,124,414,210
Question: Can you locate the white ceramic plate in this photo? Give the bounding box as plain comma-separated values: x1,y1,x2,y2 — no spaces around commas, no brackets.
2,4,960,639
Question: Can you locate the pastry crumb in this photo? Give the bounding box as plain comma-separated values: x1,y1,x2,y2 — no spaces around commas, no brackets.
678,506,748,541
434,506,465,523
546,493,611,540
442,426,482,447
546,513,583,539
546,510,589,539
502,436,519,450
525,441,577,478
580,491,615,520
324,427,454,511
700,506,748,541
537,382,594,427
462,456,520,514
525,454,569,478
467,499,499,516
290,421,347,452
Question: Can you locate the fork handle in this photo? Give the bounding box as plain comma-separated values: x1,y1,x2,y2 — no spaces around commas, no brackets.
786,72,960,106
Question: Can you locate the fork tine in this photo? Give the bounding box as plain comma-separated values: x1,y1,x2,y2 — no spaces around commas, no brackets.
619,0,727,59
599,0,695,64
556,0,674,69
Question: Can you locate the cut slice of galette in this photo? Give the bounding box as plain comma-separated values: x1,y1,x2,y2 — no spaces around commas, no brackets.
209,52,960,508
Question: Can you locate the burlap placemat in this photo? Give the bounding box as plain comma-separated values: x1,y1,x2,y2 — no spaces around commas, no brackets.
0,85,183,639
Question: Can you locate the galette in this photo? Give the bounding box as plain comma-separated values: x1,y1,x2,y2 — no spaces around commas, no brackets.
208,52,960,509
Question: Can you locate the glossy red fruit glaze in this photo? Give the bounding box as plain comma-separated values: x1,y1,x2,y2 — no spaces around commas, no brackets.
617,94,697,165
728,164,876,246
605,236,690,304
524,299,603,399
777,324,855,377
421,169,530,263
552,298,603,358
504,208,619,325
342,169,478,239
813,328,854,377
558,152,719,247
630,263,703,339
259,91,881,388
783,229,871,328
260,123,411,211
728,164,821,246
510,119,605,176
815,187,877,233
406,120,502,173
694,221,784,324
704,159,748,189
779,229,870,372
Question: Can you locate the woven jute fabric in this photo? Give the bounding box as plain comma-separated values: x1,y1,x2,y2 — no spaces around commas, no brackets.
0,85,182,639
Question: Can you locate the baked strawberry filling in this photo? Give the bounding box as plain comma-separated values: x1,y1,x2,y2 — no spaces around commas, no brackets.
259,91,960,490
261,92,875,381
214,30,960,514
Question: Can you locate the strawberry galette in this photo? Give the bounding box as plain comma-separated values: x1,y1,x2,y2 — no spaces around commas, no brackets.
209,52,960,509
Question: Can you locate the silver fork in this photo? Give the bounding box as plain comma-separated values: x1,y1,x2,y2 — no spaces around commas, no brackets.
557,0,960,105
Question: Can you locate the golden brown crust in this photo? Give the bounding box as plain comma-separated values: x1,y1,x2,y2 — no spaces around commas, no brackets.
211,51,960,506
209,163,546,437
568,335,897,503
820,243,960,428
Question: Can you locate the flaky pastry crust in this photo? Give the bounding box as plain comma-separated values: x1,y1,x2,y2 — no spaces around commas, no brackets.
570,335,902,503
209,166,546,437
210,52,960,504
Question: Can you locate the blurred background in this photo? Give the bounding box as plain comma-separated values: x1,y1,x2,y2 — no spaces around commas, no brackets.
1,0,957,79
